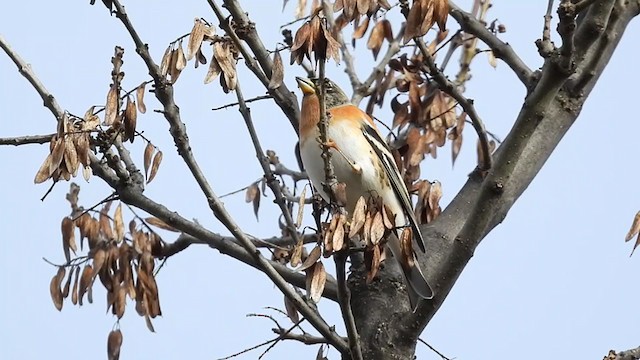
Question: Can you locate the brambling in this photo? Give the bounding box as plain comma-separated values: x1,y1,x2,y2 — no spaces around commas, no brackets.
296,76,434,308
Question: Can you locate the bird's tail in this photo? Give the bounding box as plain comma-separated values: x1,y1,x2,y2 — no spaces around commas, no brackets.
387,233,434,312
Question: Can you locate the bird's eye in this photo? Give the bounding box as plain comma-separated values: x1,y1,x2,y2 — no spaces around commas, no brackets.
324,80,333,90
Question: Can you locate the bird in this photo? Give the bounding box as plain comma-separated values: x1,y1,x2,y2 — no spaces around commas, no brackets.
295,76,434,309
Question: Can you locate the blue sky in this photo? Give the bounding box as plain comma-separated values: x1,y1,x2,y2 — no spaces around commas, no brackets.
1,1,639,359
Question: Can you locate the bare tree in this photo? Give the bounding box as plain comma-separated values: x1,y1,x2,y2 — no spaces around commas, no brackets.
1,0,639,359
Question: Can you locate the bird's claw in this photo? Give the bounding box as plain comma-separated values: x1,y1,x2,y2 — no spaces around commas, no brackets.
320,139,362,175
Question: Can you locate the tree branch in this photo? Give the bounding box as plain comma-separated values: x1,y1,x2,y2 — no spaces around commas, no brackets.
415,38,492,170
536,0,556,58
162,233,336,300
234,78,303,247
322,0,362,92
0,133,54,146
317,60,339,199
271,328,334,345
607,346,640,360
449,1,534,86
161,232,319,257
108,0,347,352
575,0,601,14
335,251,363,360
351,29,403,106
574,0,616,60
212,94,272,110
557,0,578,72
417,338,452,360
397,0,639,340
0,34,65,120
215,0,302,133
273,162,308,182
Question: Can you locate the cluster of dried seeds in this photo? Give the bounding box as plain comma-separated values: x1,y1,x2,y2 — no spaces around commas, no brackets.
160,18,240,93
50,184,177,359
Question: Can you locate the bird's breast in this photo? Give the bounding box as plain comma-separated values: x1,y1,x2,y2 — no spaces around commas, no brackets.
300,121,392,214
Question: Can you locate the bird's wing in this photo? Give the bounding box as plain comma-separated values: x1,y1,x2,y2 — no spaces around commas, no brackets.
357,110,427,253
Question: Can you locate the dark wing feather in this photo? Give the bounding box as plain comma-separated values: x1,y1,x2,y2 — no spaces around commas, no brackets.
361,121,427,253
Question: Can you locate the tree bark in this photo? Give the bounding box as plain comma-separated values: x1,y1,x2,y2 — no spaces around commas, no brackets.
348,2,640,358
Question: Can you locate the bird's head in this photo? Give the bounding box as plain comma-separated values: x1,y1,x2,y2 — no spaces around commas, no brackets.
295,76,350,108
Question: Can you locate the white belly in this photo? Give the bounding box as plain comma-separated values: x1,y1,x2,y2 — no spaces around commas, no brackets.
300,121,403,223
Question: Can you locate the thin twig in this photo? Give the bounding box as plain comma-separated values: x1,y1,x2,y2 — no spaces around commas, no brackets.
537,0,556,58
415,38,493,170
113,136,145,187
161,232,319,257
335,251,364,360
322,0,362,92
71,192,119,222
212,0,302,132
247,312,287,330
220,178,261,198
440,31,464,71
43,256,90,268
281,186,313,204
280,15,311,29
449,1,533,86
108,0,346,352
212,94,272,111
260,319,307,358
216,336,279,360
544,0,554,43
465,120,502,144
273,162,307,182
92,79,154,116
352,28,403,106
317,61,339,202
0,34,65,119
234,78,304,249
417,338,452,360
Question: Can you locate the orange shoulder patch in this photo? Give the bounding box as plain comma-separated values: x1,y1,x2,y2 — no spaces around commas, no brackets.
328,104,379,130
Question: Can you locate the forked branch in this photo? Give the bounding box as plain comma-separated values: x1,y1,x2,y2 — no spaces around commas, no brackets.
415,38,493,170
449,1,533,86
107,0,347,352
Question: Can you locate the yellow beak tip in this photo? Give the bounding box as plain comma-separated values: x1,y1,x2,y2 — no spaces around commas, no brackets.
296,77,315,95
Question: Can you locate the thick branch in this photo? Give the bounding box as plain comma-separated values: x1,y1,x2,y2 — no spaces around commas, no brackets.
574,0,616,60
396,0,639,338
607,346,640,360
335,252,363,360
162,233,336,300
161,232,319,256
217,0,302,132
109,0,347,352
0,133,54,146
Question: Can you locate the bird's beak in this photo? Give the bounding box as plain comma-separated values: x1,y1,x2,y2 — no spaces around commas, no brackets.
295,77,316,95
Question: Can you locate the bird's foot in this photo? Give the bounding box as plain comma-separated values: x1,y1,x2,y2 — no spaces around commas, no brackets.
320,139,362,175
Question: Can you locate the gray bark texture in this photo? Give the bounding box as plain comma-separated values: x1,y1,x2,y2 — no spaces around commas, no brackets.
2,1,639,359
347,2,640,359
